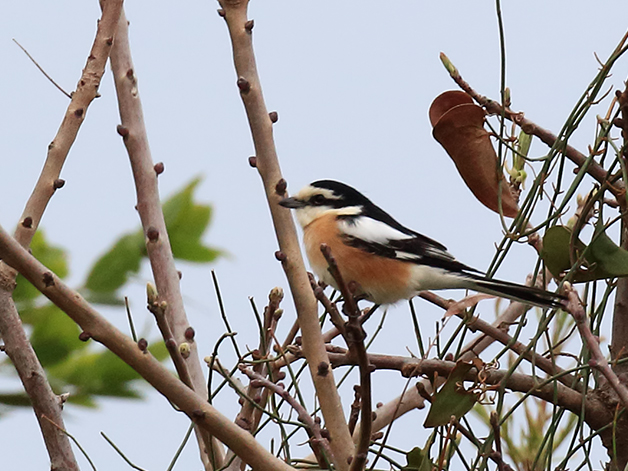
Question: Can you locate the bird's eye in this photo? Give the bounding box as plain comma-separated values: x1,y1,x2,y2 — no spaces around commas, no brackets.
310,194,327,206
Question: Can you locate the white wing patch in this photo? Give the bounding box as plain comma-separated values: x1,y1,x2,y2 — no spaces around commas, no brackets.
338,216,412,243
395,251,422,261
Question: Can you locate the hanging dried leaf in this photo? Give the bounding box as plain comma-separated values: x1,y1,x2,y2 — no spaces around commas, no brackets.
429,90,519,218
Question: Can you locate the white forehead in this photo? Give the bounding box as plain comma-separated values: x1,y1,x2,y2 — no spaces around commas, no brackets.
292,185,361,228
295,185,338,201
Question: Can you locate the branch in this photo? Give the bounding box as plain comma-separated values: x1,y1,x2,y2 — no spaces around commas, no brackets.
419,290,579,390
107,7,222,468
0,280,79,471
239,366,333,468
14,1,122,248
0,224,296,471
319,244,372,471
12,39,72,99
226,288,285,471
216,1,354,468
566,284,628,411
0,2,123,469
611,81,628,372
324,350,612,430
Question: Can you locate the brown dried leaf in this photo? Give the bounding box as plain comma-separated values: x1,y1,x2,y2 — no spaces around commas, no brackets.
429,91,519,218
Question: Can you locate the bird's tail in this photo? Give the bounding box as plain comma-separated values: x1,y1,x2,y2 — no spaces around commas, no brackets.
462,273,566,309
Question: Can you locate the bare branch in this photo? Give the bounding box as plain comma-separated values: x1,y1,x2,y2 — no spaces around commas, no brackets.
107,8,222,468
566,284,628,411
0,2,123,469
0,223,295,471
239,366,333,468
14,0,122,248
324,350,611,430
0,281,80,471
216,1,354,468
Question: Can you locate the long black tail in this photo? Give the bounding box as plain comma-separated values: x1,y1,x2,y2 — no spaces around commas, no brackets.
463,274,566,309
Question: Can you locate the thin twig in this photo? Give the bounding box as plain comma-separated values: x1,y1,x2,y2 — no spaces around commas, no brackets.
452,416,514,471
101,432,148,471
42,415,97,471
320,244,372,471
239,366,333,468
419,290,578,389
12,38,72,99
124,296,137,342
166,423,195,471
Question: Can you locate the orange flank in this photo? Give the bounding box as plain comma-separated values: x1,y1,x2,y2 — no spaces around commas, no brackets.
302,213,413,304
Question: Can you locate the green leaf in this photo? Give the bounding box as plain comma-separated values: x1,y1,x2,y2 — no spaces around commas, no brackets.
80,290,126,306
82,177,220,300
541,225,628,282
25,304,86,367
84,232,145,294
13,230,68,303
424,361,479,428
48,340,168,404
588,230,628,276
402,447,433,471
163,177,221,262
0,393,32,407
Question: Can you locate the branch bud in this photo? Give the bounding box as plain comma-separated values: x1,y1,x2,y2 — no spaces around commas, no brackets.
439,52,459,78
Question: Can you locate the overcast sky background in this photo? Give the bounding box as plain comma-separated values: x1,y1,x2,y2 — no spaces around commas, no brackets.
1,1,628,469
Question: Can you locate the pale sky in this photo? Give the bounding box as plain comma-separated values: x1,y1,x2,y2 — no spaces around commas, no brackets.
1,1,627,469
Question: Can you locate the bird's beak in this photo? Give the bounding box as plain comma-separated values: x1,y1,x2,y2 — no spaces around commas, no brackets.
279,196,306,209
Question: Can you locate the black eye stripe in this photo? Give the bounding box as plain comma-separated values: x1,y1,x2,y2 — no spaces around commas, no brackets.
310,194,327,205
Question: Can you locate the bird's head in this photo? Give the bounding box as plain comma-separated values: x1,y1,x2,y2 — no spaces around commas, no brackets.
279,180,370,228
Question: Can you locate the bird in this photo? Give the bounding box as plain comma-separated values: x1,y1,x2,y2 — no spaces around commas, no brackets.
279,179,565,309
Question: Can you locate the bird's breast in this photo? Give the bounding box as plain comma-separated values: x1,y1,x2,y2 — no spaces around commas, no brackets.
302,214,414,304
